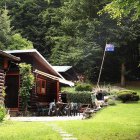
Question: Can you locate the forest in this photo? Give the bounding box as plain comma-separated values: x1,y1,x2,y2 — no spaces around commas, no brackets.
0,0,140,85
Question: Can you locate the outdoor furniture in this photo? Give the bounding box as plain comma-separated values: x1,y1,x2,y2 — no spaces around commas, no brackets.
36,102,49,116
48,102,56,116
70,102,78,116
64,103,71,116
56,102,67,116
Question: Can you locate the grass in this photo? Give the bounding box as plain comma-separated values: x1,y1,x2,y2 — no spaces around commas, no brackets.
0,85,139,140
0,104,140,140
0,121,61,140
54,102,140,140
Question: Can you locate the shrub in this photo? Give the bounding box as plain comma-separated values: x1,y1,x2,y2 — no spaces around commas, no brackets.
0,106,6,122
109,89,120,95
117,90,140,103
65,91,92,104
117,90,137,95
19,63,34,115
107,99,116,106
75,83,92,91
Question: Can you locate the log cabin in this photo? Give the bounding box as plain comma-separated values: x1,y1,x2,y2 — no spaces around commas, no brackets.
0,50,20,106
52,66,78,81
5,49,74,113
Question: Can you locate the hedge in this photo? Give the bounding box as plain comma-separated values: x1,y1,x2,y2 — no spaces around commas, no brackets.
75,83,92,91
117,90,139,103
64,91,92,104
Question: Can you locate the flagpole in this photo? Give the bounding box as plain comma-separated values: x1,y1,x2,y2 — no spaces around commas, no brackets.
96,45,106,88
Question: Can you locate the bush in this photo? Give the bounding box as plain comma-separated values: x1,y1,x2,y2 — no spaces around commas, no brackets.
109,89,120,95
117,90,140,103
117,90,137,95
0,106,6,122
75,83,92,91
107,99,116,106
65,91,92,104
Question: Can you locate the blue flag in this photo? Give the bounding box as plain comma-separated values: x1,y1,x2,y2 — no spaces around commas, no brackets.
105,44,114,52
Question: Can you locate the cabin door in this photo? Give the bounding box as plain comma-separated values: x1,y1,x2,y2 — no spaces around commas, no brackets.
5,75,19,108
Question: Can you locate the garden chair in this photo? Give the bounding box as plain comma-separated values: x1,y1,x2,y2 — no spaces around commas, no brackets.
64,103,71,116
48,102,56,116
70,102,79,116
36,103,49,116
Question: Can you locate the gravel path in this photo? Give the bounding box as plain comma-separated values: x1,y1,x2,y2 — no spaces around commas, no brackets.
10,115,83,122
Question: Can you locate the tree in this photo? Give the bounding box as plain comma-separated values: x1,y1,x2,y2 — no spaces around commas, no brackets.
0,8,11,49
99,12,140,86
2,0,55,57
100,0,140,22
0,7,33,50
8,33,33,50
1,0,139,84
46,0,102,80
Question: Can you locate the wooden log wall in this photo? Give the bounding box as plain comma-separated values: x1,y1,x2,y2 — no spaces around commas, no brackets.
28,73,59,112
30,73,38,112
0,69,5,105
18,74,22,111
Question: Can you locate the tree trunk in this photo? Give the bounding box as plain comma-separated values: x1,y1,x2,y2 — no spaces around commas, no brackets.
121,62,126,87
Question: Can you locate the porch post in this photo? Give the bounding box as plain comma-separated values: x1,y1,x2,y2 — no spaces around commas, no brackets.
56,80,59,102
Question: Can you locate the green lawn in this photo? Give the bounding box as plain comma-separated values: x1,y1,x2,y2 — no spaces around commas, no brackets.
0,102,140,140
0,122,61,140
0,86,140,140
54,102,140,140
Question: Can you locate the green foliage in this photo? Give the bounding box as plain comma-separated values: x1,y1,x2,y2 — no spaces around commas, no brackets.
0,105,6,122
19,63,34,114
61,87,75,92
1,0,139,83
100,0,140,22
2,86,6,97
4,0,50,56
117,90,137,95
50,36,83,65
107,99,116,106
0,8,11,49
41,0,102,74
117,90,140,103
8,33,33,50
0,8,33,50
109,89,120,95
66,91,92,104
75,83,92,91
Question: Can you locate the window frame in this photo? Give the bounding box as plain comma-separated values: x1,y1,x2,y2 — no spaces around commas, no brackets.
36,78,46,95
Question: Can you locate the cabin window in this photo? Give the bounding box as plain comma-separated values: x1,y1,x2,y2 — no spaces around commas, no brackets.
36,78,46,95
